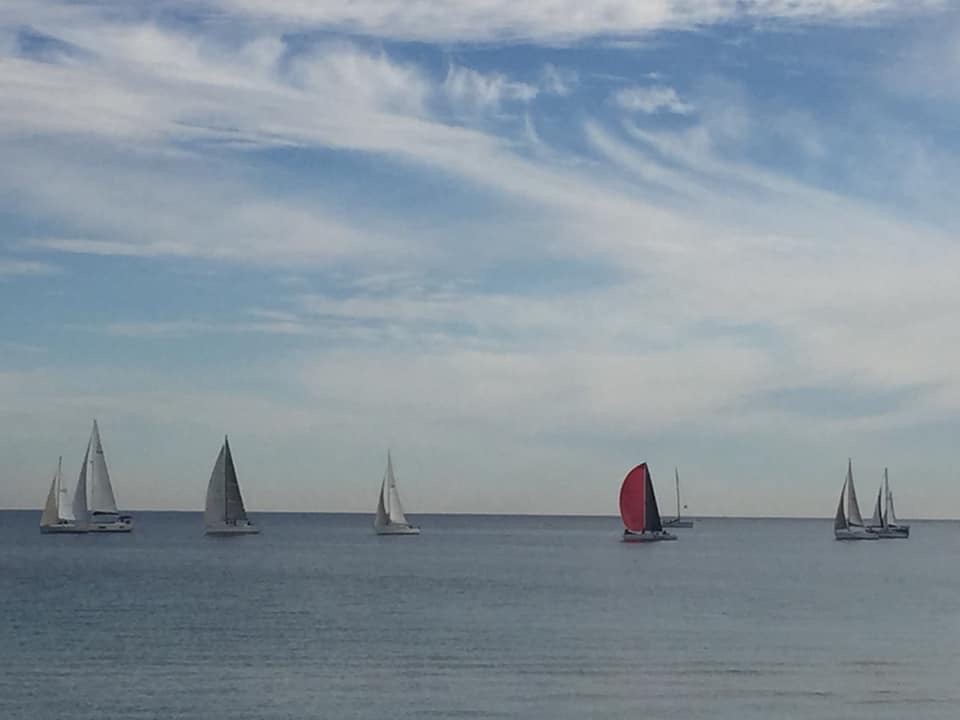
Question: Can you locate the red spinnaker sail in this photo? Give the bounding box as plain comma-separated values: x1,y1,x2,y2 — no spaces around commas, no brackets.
619,464,648,531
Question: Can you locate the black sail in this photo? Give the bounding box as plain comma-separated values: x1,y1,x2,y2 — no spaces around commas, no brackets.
644,467,664,532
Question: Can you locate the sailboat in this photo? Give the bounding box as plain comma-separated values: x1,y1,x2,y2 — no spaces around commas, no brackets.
204,436,259,535
866,468,910,539
374,450,420,535
619,463,676,542
40,455,89,533
834,459,877,540
85,420,134,533
661,466,694,529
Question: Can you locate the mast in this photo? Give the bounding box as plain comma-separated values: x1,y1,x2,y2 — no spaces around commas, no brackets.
675,467,681,521
224,436,229,522
883,467,889,526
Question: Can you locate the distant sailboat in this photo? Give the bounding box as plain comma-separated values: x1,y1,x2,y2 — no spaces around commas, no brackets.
619,463,676,542
40,455,88,534
374,451,420,535
866,468,909,539
86,420,133,533
204,436,259,535
834,459,877,540
661,466,694,529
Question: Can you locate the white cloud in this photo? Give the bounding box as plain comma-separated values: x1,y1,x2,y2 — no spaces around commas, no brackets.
207,0,944,42
0,258,60,276
540,63,578,96
612,84,694,115
443,65,537,114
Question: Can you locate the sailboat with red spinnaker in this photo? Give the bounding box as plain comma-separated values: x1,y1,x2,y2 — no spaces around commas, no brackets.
619,463,677,543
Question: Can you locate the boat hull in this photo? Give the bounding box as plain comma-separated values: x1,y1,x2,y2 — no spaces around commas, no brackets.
206,523,260,535
375,524,420,535
662,519,694,529
89,514,134,533
867,525,910,539
40,524,87,534
835,527,878,540
622,530,677,543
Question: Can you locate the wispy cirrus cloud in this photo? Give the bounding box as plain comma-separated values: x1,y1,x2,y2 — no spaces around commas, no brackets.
205,0,947,42
0,258,60,277
612,84,694,115
443,64,538,115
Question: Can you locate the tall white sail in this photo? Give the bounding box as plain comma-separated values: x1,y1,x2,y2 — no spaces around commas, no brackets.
88,420,119,514
845,459,864,527
868,486,883,528
373,450,418,534
385,451,409,525
40,458,62,527
72,445,90,530
205,437,249,527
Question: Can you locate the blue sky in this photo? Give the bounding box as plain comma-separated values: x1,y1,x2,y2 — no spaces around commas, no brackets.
2,1,960,516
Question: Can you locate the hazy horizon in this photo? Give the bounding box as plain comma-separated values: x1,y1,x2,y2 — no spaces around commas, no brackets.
3,2,960,518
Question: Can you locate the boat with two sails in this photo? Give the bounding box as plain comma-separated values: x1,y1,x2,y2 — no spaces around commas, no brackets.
374,451,420,535
40,455,88,534
865,468,910,539
204,436,259,535
619,463,676,542
834,459,878,540
40,420,132,534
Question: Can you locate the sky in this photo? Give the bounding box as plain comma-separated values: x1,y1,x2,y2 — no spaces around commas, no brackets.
2,0,960,517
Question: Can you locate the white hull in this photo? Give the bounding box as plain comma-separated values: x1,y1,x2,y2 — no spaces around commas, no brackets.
866,525,910,539
89,522,134,533
89,515,133,533
375,524,420,535
835,527,878,541
206,523,260,535
40,523,87,534
662,518,694,529
622,529,677,543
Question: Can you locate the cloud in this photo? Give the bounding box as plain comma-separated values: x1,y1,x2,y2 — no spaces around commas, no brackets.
205,0,945,42
443,65,537,114
612,84,694,115
540,63,578,96
0,258,60,276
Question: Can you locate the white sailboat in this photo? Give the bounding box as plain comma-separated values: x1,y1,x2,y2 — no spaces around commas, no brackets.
374,451,420,535
40,450,90,534
204,436,259,535
86,420,133,533
661,467,694,529
866,468,910,539
40,456,88,533
834,459,877,540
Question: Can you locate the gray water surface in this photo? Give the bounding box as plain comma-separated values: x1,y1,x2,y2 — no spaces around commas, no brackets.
1,512,958,719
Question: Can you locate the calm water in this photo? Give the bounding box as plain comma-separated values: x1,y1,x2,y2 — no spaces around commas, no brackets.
1,511,959,719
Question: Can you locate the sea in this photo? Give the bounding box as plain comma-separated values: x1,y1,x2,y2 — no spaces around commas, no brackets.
1,511,958,719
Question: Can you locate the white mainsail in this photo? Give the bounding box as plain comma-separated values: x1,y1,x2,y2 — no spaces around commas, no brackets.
205,436,250,528
868,485,883,528
845,459,864,527
884,469,900,526
40,457,62,527
374,450,416,532
88,420,119,514
72,444,90,530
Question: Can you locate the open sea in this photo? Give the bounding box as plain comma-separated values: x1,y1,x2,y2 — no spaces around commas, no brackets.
1,511,959,719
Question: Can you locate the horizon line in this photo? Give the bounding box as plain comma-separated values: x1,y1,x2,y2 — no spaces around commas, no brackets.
1,508,956,521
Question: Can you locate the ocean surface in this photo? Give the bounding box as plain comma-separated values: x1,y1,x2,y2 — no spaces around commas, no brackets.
1,512,958,719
